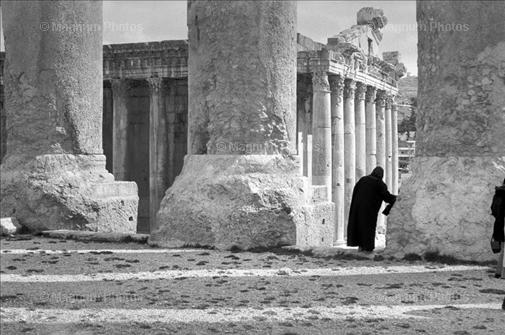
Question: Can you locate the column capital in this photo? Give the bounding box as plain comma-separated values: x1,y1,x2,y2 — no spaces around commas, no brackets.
376,90,387,107
343,78,356,100
329,75,344,93
365,86,377,103
312,71,330,92
355,82,366,102
147,76,163,94
386,94,395,109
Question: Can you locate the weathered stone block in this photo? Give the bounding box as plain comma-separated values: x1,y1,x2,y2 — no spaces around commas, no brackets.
386,156,505,262
0,217,21,235
296,202,335,248
0,154,138,233
150,154,314,249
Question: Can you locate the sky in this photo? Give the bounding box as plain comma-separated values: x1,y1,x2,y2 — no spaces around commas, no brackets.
1,1,418,74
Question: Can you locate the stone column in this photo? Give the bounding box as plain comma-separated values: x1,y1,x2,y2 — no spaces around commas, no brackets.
311,71,332,201
354,82,367,180
147,77,167,233
387,0,505,262
111,79,129,181
343,79,356,232
329,75,345,245
375,90,386,170
391,101,399,194
0,1,138,232
151,1,333,249
385,95,393,189
365,86,377,174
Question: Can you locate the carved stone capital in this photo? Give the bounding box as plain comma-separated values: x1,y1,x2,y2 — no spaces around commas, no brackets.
355,82,366,101
312,71,330,92
365,86,377,103
376,90,387,107
343,79,356,100
386,94,395,109
147,76,163,95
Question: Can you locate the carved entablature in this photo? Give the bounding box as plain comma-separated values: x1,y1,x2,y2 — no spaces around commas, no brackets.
103,40,188,80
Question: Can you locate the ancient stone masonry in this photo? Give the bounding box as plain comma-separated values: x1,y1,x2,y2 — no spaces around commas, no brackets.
0,5,403,247
387,0,505,261
0,1,138,232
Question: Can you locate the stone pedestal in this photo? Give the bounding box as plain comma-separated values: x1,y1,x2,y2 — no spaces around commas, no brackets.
387,0,505,262
0,1,138,232
152,0,333,249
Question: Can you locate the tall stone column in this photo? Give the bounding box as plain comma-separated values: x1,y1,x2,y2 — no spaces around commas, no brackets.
385,95,393,189
343,79,356,232
365,86,377,174
330,75,345,245
151,1,333,249
354,82,367,180
147,77,167,233
111,79,129,181
375,90,387,170
387,0,505,261
312,71,332,201
0,1,138,232
391,102,399,194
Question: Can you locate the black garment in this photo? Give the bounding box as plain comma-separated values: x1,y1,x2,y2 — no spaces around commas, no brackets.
491,184,505,242
347,167,396,251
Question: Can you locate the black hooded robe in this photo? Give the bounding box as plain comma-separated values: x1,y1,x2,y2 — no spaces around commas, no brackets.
347,167,396,251
491,183,505,242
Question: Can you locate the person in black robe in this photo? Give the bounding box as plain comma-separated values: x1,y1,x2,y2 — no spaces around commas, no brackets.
347,166,397,252
491,178,505,278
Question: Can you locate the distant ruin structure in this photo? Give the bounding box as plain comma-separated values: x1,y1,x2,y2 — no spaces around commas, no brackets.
0,2,403,248
387,0,505,261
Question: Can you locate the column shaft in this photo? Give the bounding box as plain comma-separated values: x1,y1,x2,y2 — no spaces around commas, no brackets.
385,95,393,189
343,79,356,234
365,86,377,174
354,82,367,180
312,72,332,201
111,80,129,181
330,75,345,244
391,102,399,194
0,1,138,232
375,90,386,170
147,77,167,232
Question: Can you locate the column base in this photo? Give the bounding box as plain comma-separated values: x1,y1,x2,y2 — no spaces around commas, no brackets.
386,156,505,262
0,154,138,233
149,154,334,250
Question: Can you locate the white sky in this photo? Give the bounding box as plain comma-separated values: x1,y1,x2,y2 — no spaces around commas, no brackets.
1,1,417,73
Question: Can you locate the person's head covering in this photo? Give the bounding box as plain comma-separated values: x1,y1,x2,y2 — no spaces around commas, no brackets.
370,166,384,180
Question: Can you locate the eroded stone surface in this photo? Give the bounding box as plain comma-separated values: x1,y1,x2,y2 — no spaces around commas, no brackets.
1,1,139,232
1,155,138,232
150,155,312,249
387,1,505,262
387,156,505,261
